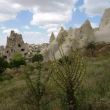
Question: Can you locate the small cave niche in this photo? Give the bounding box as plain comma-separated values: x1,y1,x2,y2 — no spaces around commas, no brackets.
4,56,7,59
7,50,9,53
18,44,21,47
11,49,13,52
21,48,25,51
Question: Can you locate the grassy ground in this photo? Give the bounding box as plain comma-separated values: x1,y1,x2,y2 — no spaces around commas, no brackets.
0,55,110,110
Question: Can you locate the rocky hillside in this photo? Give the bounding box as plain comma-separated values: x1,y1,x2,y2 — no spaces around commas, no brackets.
1,8,110,61
43,8,110,61
95,8,110,42
0,31,49,61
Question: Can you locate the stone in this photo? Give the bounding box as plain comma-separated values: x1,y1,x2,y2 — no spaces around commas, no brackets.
76,19,95,48
0,30,49,61
49,32,55,43
95,8,110,42
56,27,68,45
100,8,110,29
3,31,28,61
1,8,110,61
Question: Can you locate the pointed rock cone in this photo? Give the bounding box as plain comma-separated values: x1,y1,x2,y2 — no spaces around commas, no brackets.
49,32,55,43
100,8,110,29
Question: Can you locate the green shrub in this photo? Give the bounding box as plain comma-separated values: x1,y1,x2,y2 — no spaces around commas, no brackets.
0,74,13,81
10,53,26,68
32,53,43,63
0,57,9,74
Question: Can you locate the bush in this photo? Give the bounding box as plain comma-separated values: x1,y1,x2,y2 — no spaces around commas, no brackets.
0,74,13,81
10,53,26,68
86,42,96,56
32,53,43,63
0,57,9,74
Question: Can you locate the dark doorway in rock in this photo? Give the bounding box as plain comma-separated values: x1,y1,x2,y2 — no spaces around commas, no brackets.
4,56,7,59
18,44,21,47
7,51,9,53
21,49,25,51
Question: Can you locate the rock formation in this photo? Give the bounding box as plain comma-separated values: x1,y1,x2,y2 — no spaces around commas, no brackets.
1,31,49,61
95,8,110,42
43,19,95,61
100,8,110,29
28,43,49,58
42,8,110,61
75,20,95,48
1,8,110,61
4,31,28,61
49,32,55,43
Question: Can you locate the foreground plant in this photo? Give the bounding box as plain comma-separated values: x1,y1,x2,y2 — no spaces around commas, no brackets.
25,53,51,110
51,48,86,110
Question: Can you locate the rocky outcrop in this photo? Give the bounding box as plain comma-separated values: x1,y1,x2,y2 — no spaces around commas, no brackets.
95,8,110,42
4,31,28,61
75,20,95,48
49,32,55,43
43,19,96,61
43,8,110,60
28,43,49,58
100,8,110,29
2,31,49,61
1,8,110,61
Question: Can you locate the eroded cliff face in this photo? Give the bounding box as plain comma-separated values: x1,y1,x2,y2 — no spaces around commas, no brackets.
100,8,110,29
95,8,110,42
1,31,49,61
43,20,95,61
1,8,110,61
4,31,28,61
43,8,110,61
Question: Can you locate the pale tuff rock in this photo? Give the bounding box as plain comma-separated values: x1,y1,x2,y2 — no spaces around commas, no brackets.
1,8,110,61
60,26,64,31
45,8,110,60
28,43,49,57
76,20,95,48
1,31,49,61
43,20,96,60
100,8,110,29
56,28,68,45
4,31,28,61
95,8,110,42
49,32,55,43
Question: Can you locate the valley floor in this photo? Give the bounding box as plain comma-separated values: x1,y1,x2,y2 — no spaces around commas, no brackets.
0,55,110,110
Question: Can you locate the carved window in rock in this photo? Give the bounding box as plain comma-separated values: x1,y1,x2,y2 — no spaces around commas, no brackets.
11,49,13,52
4,56,7,59
7,50,9,53
21,48,25,51
18,44,21,47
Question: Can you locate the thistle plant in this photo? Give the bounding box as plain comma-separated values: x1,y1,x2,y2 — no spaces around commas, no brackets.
24,53,51,110
51,48,86,110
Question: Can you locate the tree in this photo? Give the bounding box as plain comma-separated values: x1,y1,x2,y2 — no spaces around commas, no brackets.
10,52,26,68
51,49,86,110
86,42,96,56
0,57,9,74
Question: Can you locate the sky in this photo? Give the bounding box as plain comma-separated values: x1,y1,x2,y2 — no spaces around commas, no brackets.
0,0,110,45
